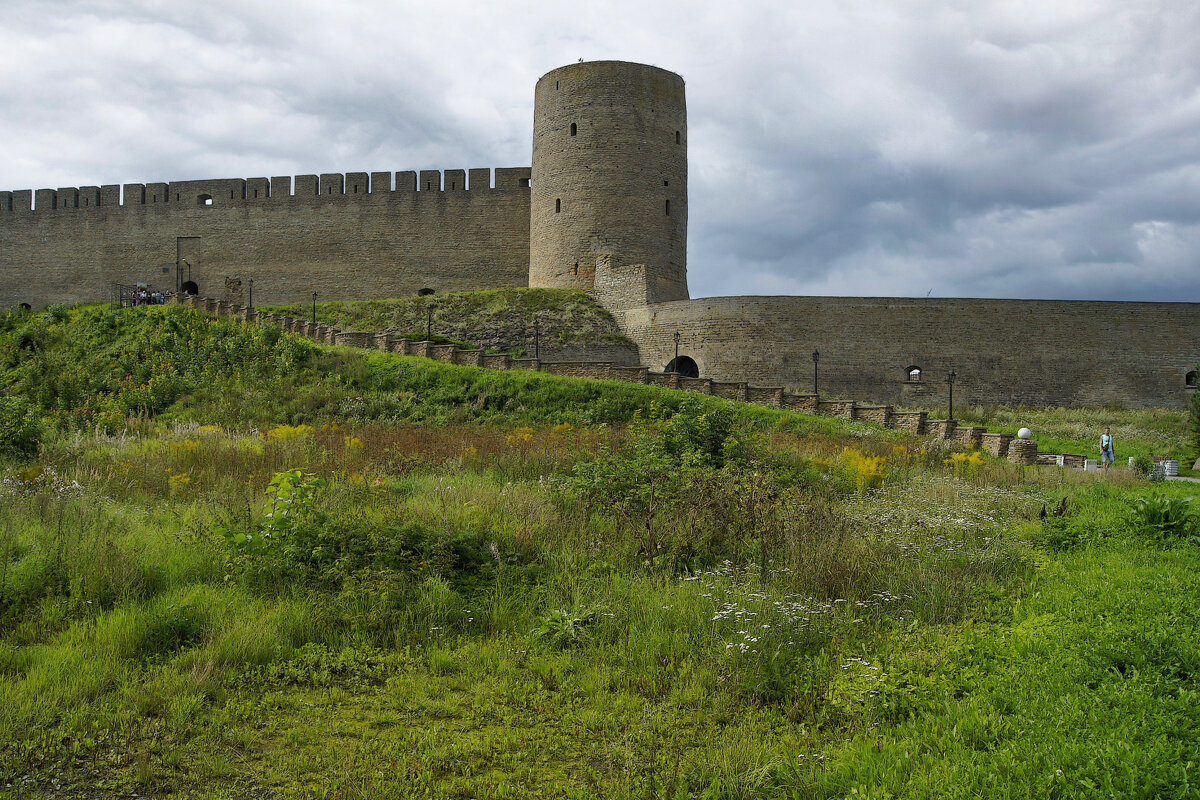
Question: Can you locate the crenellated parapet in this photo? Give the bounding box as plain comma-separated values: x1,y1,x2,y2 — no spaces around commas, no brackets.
0,167,531,214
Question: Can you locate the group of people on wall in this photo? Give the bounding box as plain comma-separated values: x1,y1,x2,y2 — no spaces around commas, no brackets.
131,285,167,306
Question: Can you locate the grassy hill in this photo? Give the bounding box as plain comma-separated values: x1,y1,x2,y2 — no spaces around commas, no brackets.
263,288,638,357
2,303,1199,798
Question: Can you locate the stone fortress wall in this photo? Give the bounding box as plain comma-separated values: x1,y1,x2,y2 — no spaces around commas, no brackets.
0,168,531,309
2,58,1198,409
616,295,1200,409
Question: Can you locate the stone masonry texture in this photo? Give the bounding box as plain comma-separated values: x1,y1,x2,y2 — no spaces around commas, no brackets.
0,169,530,309
530,61,688,303
611,296,1200,408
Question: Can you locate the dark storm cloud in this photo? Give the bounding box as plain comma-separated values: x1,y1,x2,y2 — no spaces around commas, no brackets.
2,0,1198,301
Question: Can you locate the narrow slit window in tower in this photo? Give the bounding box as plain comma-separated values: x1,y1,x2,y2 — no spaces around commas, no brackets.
676,131,681,144
570,123,577,136
665,199,670,216
556,198,561,213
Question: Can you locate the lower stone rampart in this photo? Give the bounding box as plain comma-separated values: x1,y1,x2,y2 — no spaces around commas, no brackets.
181,296,1072,466
611,295,1200,409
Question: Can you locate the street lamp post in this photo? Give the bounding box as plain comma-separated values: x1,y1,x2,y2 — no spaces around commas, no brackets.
248,278,253,309
673,331,681,374
812,349,820,396
947,370,957,421
533,318,540,360
311,292,317,325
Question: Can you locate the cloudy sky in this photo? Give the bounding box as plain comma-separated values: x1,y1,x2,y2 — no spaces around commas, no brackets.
3,0,1198,302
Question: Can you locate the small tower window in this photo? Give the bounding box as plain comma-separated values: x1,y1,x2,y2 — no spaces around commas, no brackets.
520,178,530,188
906,366,922,382
1187,370,1197,387
555,198,561,213
665,199,670,216
198,194,213,206
570,123,577,136
675,131,681,144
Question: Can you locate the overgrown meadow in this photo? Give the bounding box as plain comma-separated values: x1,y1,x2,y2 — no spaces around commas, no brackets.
2,304,1199,799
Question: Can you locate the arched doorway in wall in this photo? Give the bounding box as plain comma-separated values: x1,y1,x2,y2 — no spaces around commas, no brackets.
665,355,699,378
181,281,199,296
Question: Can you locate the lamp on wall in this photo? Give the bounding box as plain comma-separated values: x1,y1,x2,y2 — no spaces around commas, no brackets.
812,350,820,397
673,331,681,374
947,369,957,421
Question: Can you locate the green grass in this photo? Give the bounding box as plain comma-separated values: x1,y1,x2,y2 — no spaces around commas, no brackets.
2,302,1200,797
954,404,1194,465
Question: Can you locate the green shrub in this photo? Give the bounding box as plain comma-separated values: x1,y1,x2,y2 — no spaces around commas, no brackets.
1131,453,1156,478
0,396,45,458
1190,383,1200,459
1129,494,1198,539
531,607,606,649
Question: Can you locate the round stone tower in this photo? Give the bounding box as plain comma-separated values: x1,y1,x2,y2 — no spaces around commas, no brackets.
530,61,689,304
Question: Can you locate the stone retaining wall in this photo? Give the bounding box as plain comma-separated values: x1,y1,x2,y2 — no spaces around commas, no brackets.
981,433,1013,458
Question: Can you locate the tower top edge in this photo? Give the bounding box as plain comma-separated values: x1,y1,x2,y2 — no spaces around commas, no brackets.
536,61,684,87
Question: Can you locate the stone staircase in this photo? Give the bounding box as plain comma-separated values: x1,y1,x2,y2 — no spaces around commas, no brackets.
176,294,1041,465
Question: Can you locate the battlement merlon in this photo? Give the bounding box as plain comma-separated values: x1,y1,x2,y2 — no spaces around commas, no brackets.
0,167,533,212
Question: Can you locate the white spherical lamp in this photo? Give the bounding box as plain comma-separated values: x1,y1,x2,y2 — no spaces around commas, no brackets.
1017,427,1031,440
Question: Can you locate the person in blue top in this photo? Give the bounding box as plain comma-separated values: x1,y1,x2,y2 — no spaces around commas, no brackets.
1100,427,1115,469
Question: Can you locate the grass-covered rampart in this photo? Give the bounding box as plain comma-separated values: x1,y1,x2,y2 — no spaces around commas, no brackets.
263,287,637,355
2,303,1200,798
